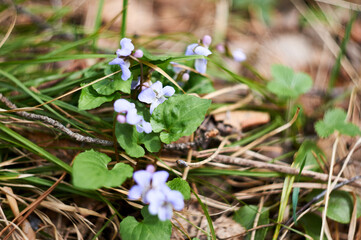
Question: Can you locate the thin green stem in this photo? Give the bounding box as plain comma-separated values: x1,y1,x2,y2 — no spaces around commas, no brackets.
121,0,128,39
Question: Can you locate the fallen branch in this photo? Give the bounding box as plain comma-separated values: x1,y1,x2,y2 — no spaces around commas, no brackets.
214,154,361,188
0,94,113,146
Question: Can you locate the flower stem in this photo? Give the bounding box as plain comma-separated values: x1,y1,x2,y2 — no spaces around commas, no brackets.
120,0,128,39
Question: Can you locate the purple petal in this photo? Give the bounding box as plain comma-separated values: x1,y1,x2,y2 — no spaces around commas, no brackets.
151,81,163,92
147,189,165,212
133,170,152,187
233,49,247,62
152,171,169,187
109,57,124,66
146,165,155,173
138,88,156,104
194,46,212,56
128,185,142,200
150,99,163,114
120,61,131,81
202,35,212,47
131,78,141,89
195,59,207,74
116,38,134,56
185,43,198,56
157,203,173,221
126,108,141,125
166,190,184,211
114,99,134,113
162,86,175,97
142,120,152,133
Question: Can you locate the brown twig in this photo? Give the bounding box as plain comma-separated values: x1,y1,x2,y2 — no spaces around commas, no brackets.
0,93,113,146
214,154,361,188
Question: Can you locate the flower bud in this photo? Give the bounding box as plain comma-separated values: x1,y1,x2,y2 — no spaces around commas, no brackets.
182,72,190,81
202,35,212,47
133,49,144,58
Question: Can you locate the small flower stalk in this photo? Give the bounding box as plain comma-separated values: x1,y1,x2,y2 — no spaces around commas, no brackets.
109,38,144,81
128,166,184,221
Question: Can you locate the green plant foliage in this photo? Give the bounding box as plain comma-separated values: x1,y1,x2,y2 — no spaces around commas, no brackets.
92,65,132,95
299,213,324,240
294,140,324,171
326,191,361,224
78,84,115,110
183,73,215,94
141,48,171,62
115,123,161,158
267,65,313,99
167,178,191,200
119,207,172,240
72,150,133,190
315,108,361,138
233,205,269,240
151,95,211,144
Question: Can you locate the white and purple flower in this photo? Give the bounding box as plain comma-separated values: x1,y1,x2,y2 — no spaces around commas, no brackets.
138,81,175,114
109,38,143,81
185,35,212,74
232,49,247,62
128,166,185,221
114,99,152,133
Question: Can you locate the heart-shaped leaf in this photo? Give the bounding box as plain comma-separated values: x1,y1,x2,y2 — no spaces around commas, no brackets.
119,207,172,240
78,84,115,110
151,95,211,144
92,65,132,95
267,65,313,99
167,178,191,200
315,108,361,138
72,150,133,190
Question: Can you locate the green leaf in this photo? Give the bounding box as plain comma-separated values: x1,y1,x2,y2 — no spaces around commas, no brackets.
141,48,171,62
151,95,211,144
184,73,215,94
326,191,361,224
267,65,313,99
167,178,191,200
315,108,361,138
72,150,133,190
294,140,325,171
115,123,145,158
139,132,162,153
78,84,115,110
299,213,324,240
233,205,269,240
292,187,300,223
119,207,172,240
92,65,132,95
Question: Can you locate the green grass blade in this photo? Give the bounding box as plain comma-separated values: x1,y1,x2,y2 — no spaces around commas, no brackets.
0,122,72,173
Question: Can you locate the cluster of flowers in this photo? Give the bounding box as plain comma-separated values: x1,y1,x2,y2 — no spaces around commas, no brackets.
110,38,175,133
128,165,184,221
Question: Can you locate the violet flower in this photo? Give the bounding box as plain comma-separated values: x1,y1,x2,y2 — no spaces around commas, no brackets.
128,166,185,221
185,35,212,74
114,99,140,125
128,167,169,204
232,49,247,62
147,186,184,221
113,99,150,133
135,116,152,134
109,38,140,81
138,81,175,114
